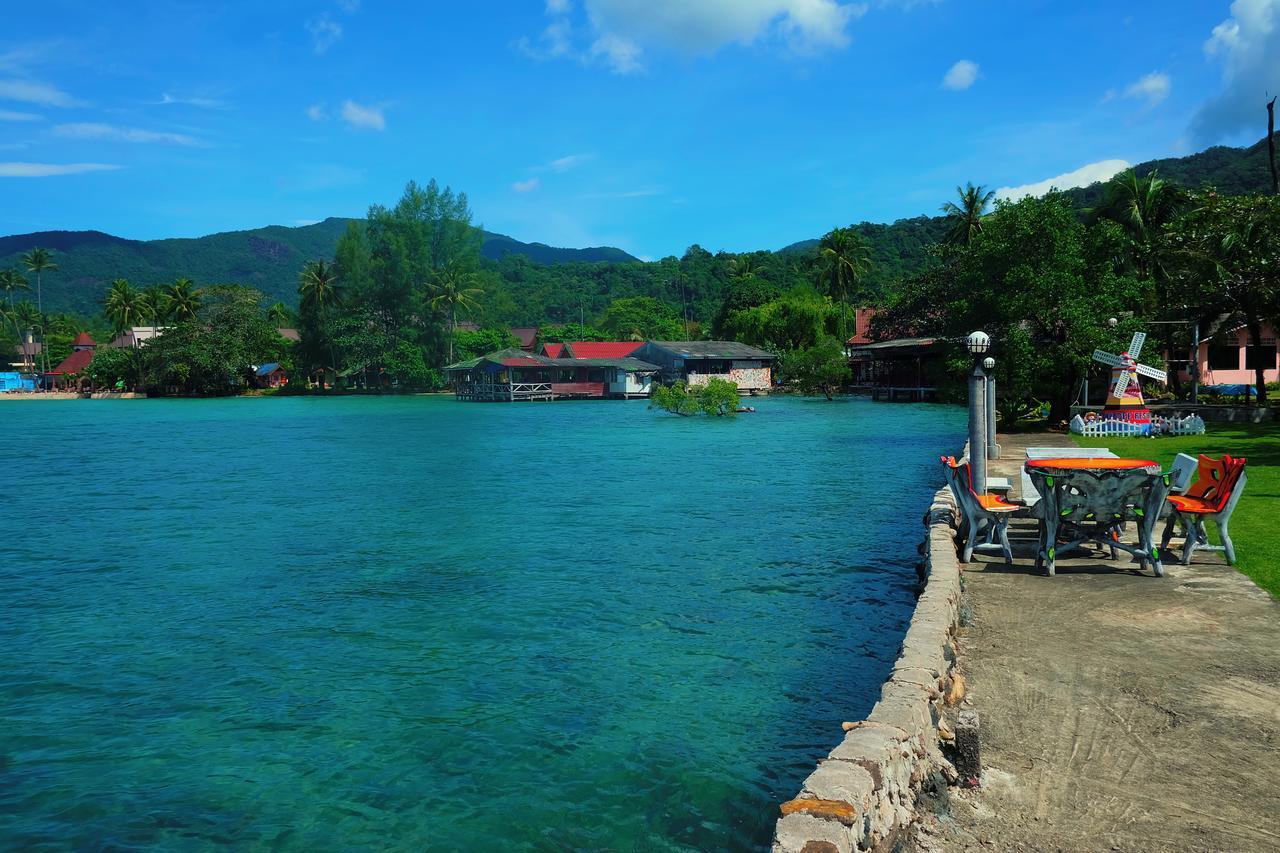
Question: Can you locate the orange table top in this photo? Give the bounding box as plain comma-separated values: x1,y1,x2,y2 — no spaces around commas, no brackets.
1025,457,1159,471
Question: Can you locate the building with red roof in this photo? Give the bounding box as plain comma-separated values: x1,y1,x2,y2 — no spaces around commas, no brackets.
510,327,539,351
46,333,98,389
540,342,566,359
562,341,644,359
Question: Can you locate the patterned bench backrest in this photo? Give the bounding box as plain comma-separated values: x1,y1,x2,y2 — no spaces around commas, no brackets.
1186,454,1247,514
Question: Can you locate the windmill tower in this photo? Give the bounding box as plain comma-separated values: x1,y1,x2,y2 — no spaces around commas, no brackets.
1091,331,1168,434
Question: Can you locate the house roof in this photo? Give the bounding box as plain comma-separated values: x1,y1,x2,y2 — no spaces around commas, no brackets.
277,327,301,341
71,332,96,347
555,357,660,372
847,336,941,354
13,342,41,356
47,347,94,375
510,327,539,348
255,362,284,376
647,341,776,360
846,308,877,346
565,341,644,359
541,342,566,358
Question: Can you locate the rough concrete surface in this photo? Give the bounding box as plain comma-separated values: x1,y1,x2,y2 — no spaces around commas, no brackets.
915,432,1280,853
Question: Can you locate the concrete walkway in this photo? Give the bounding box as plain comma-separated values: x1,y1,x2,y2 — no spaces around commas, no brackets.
919,432,1280,852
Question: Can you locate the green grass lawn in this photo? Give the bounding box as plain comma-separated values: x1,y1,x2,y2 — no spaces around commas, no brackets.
1077,423,1280,598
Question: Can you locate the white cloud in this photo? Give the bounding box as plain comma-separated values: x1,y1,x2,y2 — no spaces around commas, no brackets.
337,0,361,10
340,100,385,130
1192,0,1280,142
1122,71,1170,107
307,103,327,121
513,177,541,193
548,153,591,172
522,0,865,73
0,109,40,121
995,159,1131,201
307,14,343,54
158,93,226,109
0,78,78,107
53,122,199,145
942,59,978,90
0,161,122,177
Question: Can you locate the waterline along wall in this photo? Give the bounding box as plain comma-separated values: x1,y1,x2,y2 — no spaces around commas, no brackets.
772,486,963,852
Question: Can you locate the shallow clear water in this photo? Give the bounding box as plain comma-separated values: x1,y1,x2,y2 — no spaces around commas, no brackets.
0,395,961,850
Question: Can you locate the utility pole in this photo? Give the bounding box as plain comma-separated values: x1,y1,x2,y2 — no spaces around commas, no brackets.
1269,96,1278,195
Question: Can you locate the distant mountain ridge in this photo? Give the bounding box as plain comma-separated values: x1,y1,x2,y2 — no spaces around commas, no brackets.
0,218,638,315
4,135,1276,316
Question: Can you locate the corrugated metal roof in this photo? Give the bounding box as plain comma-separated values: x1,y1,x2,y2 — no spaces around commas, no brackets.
255,362,283,376
554,357,659,371
541,343,566,358
647,341,776,360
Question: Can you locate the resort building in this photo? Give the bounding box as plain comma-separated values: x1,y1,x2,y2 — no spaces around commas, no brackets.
635,341,776,394
1178,319,1279,387
845,307,945,401
511,327,539,352
109,326,168,348
444,348,659,401
45,332,98,389
254,363,288,388
10,340,41,371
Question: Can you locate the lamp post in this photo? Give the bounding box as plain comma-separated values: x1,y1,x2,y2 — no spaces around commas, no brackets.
966,331,991,492
983,355,998,460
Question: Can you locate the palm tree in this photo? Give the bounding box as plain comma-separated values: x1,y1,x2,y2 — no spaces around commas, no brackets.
104,279,152,336
298,260,340,312
817,227,873,341
0,268,30,310
941,183,996,245
1094,169,1184,283
143,284,172,326
21,247,57,375
429,263,484,363
267,301,294,326
12,301,41,372
165,278,201,323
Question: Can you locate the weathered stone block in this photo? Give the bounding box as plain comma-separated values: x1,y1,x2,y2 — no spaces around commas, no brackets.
801,760,875,812
773,812,855,853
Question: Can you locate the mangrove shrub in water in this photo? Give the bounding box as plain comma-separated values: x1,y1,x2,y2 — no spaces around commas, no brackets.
650,378,740,417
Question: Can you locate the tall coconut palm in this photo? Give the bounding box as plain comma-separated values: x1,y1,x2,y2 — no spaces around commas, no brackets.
11,301,41,372
104,279,152,336
298,260,340,312
817,227,873,341
21,247,57,375
267,301,293,326
1095,168,1184,283
143,284,172,326
0,268,30,311
941,183,996,245
429,263,484,363
165,278,201,323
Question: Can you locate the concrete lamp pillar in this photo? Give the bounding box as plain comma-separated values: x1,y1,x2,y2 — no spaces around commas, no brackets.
984,356,999,460
965,331,991,493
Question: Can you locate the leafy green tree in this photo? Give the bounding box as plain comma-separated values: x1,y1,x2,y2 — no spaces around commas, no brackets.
144,284,171,325
267,301,293,326
1165,191,1280,405
719,288,835,352
599,296,685,340
385,339,443,389
1094,169,1185,284
538,323,609,343
84,343,142,390
650,378,740,417
941,183,995,245
143,286,286,395
816,227,873,340
454,328,520,361
779,336,852,400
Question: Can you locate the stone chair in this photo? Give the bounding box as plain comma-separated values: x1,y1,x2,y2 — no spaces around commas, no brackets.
941,456,1024,563
1025,466,1171,577
1159,454,1247,565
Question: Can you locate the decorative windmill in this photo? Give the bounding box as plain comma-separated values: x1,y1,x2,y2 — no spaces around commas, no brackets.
1091,331,1168,434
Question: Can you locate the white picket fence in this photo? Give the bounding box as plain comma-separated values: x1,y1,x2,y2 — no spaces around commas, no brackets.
1069,413,1206,437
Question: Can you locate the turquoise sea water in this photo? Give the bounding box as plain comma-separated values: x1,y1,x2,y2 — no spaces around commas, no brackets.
0,395,961,850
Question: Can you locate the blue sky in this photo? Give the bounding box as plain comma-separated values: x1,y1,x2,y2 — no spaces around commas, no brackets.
1,1,1276,259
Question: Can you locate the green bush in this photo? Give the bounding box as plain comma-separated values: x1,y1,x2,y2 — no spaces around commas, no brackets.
649,378,740,417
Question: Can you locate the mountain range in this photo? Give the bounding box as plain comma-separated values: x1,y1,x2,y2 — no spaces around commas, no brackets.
3,135,1277,317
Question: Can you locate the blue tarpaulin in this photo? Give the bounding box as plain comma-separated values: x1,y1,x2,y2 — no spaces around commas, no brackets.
1205,384,1258,396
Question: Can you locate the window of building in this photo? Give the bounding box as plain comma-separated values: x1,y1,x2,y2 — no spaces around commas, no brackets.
1207,345,1239,371
1245,345,1277,371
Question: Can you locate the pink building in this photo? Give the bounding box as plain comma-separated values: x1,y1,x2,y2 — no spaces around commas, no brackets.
1179,320,1279,386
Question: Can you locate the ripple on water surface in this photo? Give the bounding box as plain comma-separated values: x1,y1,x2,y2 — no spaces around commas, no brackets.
0,395,962,850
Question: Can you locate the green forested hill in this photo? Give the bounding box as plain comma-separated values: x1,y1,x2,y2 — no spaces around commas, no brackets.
4,135,1276,319
0,218,638,315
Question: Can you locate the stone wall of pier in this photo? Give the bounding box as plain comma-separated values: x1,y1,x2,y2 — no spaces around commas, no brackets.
772,486,963,853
